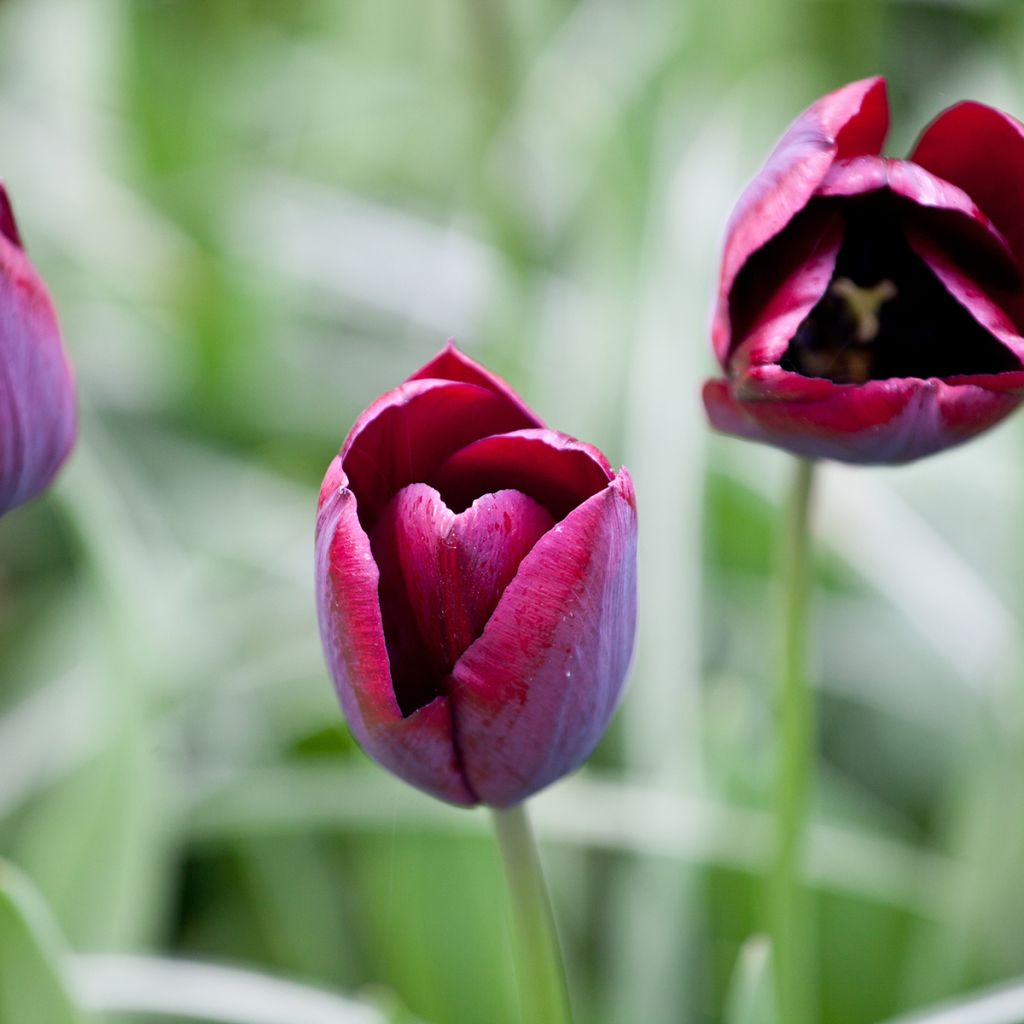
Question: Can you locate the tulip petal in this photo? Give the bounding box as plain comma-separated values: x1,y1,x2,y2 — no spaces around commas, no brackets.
408,342,544,428
442,488,555,644
714,76,888,363
337,378,539,528
0,183,23,248
816,156,1020,283
371,483,554,714
911,102,1024,273
449,472,638,806
905,227,1024,367
730,212,844,378
429,429,612,520
704,373,1020,464
0,230,75,515
315,484,477,805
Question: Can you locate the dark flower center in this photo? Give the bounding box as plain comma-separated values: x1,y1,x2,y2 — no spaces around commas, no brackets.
781,197,1021,384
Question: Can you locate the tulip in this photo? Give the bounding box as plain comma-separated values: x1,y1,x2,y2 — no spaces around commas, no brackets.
0,183,75,515
315,344,637,806
704,76,1024,463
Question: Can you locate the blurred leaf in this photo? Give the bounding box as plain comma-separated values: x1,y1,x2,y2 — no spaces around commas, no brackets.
11,732,172,950
351,832,517,1024
0,860,86,1024
878,977,1024,1024
819,886,914,1024
190,764,958,916
901,712,1024,1007
71,953,389,1024
236,836,361,986
724,936,778,1024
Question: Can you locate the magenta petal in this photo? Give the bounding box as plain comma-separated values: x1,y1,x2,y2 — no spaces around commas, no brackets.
408,342,544,428
371,483,554,709
429,429,612,520
713,77,888,363
704,373,1021,464
905,227,1024,367
730,214,844,378
339,378,538,528
816,156,1020,279
819,156,998,218
726,206,845,372
0,183,22,249
315,485,476,805
448,472,638,806
0,233,75,515
912,102,1024,271
368,485,445,716
446,489,556,639
704,378,760,441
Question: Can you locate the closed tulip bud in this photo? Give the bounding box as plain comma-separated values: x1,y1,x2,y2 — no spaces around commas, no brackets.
704,77,1024,463
315,345,637,806
0,183,75,514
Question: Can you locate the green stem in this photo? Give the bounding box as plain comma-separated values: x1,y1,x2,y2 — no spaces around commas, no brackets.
492,803,573,1024
770,457,817,1024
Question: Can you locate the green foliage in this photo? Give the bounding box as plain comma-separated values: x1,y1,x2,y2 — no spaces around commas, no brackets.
0,861,86,1024
724,937,778,1024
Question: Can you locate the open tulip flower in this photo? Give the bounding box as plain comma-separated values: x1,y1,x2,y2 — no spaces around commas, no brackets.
704,76,1024,463
0,183,75,514
315,345,637,807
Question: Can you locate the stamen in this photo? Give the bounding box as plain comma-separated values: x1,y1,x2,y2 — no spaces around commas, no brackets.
830,277,898,343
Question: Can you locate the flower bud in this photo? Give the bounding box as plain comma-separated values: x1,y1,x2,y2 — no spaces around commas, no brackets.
315,345,637,806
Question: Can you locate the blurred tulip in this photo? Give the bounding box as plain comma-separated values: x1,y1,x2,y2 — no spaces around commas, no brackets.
315,344,637,806
0,183,75,515
704,76,1024,463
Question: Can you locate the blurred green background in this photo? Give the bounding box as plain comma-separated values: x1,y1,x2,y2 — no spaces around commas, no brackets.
3,0,1024,1022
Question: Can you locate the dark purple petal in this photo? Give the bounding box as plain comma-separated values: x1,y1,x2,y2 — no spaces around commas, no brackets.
816,156,1021,283
429,428,612,520
338,378,538,529
408,342,545,428
906,227,1024,366
0,226,75,515
704,372,1021,463
911,102,1024,273
713,77,888,363
449,471,638,806
315,484,477,805
729,212,844,378
371,483,555,715
327,345,544,529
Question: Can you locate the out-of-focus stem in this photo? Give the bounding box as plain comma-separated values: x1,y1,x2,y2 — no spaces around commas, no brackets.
770,456,817,1024
492,803,573,1024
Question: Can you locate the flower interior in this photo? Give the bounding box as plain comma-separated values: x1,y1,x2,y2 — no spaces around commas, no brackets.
780,194,1022,384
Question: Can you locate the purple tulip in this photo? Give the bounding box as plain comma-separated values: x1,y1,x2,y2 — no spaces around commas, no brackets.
0,183,75,514
704,76,1024,463
315,345,637,806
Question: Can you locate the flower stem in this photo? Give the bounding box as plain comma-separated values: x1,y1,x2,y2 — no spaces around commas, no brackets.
491,803,573,1024
770,456,817,1024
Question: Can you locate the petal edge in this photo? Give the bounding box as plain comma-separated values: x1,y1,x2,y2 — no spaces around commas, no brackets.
714,77,889,363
